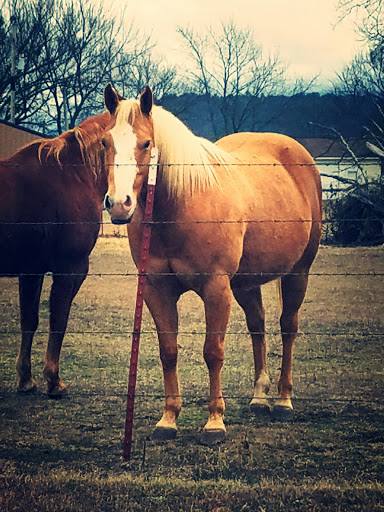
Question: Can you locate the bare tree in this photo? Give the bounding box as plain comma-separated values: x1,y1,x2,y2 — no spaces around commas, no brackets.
0,1,53,125
324,1,384,244
336,0,384,145
339,0,383,38
178,21,308,138
116,53,180,102
0,0,179,133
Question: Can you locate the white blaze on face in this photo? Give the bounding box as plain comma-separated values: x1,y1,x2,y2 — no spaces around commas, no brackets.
109,124,138,207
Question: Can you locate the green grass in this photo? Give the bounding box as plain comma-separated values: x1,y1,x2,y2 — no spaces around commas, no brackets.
0,240,384,511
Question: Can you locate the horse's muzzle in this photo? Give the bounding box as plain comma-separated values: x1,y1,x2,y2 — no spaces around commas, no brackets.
104,195,135,224
111,217,132,225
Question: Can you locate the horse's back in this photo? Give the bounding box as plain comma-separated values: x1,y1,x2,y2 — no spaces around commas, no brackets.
216,132,322,216
217,132,318,175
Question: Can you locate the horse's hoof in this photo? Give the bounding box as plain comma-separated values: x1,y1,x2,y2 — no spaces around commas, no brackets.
250,402,271,417
272,405,294,422
47,384,68,399
152,427,177,441
17,382,37,394
201,429,226,446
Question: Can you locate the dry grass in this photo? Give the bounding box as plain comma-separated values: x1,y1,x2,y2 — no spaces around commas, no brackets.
0,238,384,511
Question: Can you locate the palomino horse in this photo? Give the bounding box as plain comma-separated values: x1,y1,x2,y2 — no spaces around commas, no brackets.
0,112,110,396
103,84,322,443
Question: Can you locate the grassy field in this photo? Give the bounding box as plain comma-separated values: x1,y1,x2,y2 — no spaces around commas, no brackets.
1,237,384,511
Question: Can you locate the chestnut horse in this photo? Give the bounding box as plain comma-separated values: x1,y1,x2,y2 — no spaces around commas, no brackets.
103,84,322,443
0,112,110,396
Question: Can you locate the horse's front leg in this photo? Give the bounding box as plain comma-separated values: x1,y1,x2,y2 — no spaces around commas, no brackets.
144,279,181,440
200,275,232,445
16,274,44,393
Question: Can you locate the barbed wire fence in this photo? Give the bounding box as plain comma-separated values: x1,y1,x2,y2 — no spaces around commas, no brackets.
0,163,383,416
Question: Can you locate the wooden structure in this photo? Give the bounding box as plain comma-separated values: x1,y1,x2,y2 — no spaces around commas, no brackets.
0,120,47,159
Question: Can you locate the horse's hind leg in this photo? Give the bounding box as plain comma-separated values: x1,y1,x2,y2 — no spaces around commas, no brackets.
274,271,309,420
232,285,271,414
16,275,44,392
44,264,88,397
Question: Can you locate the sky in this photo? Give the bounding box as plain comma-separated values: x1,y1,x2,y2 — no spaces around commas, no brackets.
109,0,363,90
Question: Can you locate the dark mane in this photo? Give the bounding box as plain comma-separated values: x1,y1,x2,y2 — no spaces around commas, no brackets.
73,112,111,177
37,112,111,176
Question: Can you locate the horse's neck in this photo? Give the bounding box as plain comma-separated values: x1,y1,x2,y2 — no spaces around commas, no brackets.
137,181,178,221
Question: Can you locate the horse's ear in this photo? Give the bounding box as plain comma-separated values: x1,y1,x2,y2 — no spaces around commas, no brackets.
104,83,121,115
140,85,153,116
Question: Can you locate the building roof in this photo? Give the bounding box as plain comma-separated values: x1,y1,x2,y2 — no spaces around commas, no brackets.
0,119,48,137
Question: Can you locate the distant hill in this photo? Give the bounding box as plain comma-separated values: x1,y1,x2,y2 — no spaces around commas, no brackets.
158,93,377,141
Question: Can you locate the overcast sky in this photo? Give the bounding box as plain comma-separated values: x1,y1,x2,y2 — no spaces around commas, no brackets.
110,0,363,89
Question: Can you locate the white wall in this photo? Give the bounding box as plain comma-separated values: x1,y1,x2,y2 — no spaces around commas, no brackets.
317,157,382,199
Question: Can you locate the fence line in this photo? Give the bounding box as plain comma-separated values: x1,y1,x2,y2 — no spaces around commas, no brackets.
0,218,379,226
0,329,382,336
0,389,381,408
0,165,382,417
5,161,367,168
1,271,383,278
0,388,381,401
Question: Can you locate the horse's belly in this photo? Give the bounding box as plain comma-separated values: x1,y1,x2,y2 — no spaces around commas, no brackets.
0,224,97,276
0,227,48,275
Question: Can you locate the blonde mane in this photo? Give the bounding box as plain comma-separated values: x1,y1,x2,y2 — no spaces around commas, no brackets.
115,99,237,198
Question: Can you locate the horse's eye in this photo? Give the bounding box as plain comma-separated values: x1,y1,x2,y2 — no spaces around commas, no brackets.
142,141,151,150
101,139,107,148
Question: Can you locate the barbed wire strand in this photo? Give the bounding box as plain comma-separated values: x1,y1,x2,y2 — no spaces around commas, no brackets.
0,329,382,336
0,389,381,406
3,160,381,169
0,218,380,225
1,271,383,278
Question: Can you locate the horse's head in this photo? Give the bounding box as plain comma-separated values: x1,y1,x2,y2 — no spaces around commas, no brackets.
102,84,155,224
